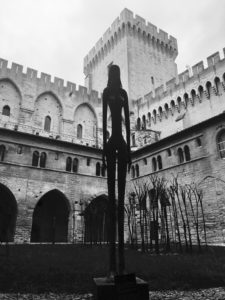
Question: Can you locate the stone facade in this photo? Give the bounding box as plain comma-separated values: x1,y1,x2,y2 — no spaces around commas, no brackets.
129,113,225,244
133,51,225,140
83,8,178,101
0,8,225,244
0,128,107,242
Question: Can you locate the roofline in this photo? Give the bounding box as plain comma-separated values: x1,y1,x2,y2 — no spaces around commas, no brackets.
132,112,225,157
0,127,102,154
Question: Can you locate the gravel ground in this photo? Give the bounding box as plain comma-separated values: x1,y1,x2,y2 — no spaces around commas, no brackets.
1,288,225,300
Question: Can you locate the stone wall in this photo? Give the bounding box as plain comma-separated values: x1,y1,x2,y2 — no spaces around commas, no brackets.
0,129,107,242
0,58,102,147
83,8,178,101
133,49,225,142
127,113,225,244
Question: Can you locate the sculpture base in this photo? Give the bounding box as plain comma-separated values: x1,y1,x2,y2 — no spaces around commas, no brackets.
93,274,149,300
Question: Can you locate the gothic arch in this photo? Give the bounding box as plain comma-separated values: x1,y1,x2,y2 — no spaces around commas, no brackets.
158,106,163,118
184,93,189,108
83,194,109,243
164,103,169,116
0,78,22,122
31,189,70,243
33,91,63,134
177,97,182,111
153,109,157,123
0,78,22,99
198,85,204,99
74,103,98,141
214,77,221,94
0,183,17,242
170,100,175,111
191,89,196,101
206,81,212,98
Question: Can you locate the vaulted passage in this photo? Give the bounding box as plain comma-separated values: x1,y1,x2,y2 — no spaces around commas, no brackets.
31,190,70,243
83,195,109,244
0,184,17,242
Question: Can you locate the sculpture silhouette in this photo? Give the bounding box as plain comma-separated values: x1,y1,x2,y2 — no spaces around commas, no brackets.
102,65,131,276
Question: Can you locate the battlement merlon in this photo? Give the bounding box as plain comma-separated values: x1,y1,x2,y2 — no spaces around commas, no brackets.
0,57,102,101
133,46,225,107
83,8,178,71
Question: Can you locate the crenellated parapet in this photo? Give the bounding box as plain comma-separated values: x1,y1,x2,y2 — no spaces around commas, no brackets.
0,58,101,103
0,57,103,148
83,8,178,75
134,48,225,110
132,47,225,138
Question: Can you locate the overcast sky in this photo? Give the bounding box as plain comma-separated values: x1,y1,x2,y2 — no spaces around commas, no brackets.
0,0,224,87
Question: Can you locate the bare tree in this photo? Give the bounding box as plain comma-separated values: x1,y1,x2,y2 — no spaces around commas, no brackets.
168,182,183,253
180,185,192,253
125,192,137,248
132,179,149,252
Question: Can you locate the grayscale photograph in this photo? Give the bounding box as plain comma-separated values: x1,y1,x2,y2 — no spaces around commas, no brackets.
0,0,225,299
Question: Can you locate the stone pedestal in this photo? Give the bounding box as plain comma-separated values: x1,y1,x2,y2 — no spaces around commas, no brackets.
93,275,149,300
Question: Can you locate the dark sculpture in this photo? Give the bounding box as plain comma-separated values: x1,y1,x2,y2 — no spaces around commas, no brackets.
102,65,131,277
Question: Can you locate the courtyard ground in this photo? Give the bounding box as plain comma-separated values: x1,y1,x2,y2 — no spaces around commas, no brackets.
0,244,225,299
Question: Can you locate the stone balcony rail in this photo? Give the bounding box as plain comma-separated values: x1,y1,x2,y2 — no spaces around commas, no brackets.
0,120,99,148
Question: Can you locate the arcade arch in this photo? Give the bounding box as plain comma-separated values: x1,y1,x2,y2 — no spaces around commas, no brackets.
31,189,70,243
0,183,17,242
83,194,109,244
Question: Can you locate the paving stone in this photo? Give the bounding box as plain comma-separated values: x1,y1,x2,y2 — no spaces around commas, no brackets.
1,288,225,299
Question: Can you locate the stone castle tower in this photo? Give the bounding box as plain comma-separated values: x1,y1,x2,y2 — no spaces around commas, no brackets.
83,8,178,102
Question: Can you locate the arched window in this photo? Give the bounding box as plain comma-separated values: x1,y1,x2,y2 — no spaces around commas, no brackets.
73,158,79,173
206,81,212,98
177,97,182,111
137,118,141,130
131,165,135,178
101,164,106,177
158,107,163,119
164,103,169,116
178,148,184,164
142,115,146,129
143,158,147,165
77,124,83,139
196,137,202,147
66,157,72,171
153,109,157,123
17,145,22,154
170,100,175,112
96,162,101,176
152,157,157,172
147,112,151,125
214,77,220,94
184,145,191,161
217,130,225,159
132,134,135,147
0,145,6,161
2,105,10,116
44,116,51,132
198,85,204,99
167,148,171,157
184,93,189,107
40,152,47,168
191,89,196,101
157,155,162,170
135,164,139,177
32,151,39,167
87,157,91,166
